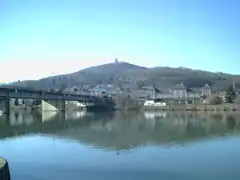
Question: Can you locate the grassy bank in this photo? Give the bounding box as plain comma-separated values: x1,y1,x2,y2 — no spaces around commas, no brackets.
143,104,240,111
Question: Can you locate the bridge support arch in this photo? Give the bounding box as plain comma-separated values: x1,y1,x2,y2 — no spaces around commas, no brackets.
41,100,66,112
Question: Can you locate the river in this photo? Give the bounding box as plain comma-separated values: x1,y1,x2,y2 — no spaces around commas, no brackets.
1,110,240,180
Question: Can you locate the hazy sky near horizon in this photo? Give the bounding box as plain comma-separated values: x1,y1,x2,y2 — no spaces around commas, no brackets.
1,0,240,82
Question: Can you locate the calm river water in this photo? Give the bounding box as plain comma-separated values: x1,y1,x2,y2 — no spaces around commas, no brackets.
1,110,240,180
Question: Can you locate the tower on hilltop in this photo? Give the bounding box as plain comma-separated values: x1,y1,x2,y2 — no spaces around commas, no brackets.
114,58,119,64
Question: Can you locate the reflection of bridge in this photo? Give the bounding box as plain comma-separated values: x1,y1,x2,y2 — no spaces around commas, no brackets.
0,87,115,114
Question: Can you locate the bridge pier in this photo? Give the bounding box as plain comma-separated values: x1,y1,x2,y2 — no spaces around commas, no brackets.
0,99,10,114
65,101,87,110
41,100,66,112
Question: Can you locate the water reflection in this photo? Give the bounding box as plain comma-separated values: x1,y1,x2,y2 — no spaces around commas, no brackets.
1,110,240,150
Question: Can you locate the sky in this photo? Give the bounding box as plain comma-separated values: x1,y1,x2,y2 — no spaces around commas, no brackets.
1,0,240,82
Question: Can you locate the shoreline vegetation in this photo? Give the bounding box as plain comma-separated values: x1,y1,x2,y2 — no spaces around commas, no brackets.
9,91,240,112
143,104,240,111
119,85,240,111
9,102,240,112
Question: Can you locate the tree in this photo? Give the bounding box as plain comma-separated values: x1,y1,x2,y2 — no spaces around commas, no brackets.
50,88,56,93
59,84,66,93
74,87,78,92
136,80,144,89
51,78,56,89
97,79,102,86
228,84,234,91
210,96,222,105
226,85,236,103
115,92,137,110
108,76,114,84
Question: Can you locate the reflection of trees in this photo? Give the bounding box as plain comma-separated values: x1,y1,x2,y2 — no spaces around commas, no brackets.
210,113,223,121
53,111,240,150
226,115,236,130
1,111,240,151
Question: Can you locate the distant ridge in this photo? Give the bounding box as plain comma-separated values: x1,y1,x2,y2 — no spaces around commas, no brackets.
10,61,240,91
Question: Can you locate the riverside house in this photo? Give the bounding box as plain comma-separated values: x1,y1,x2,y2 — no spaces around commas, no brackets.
143,82,212,105
201,84,212,96
137,86,161,99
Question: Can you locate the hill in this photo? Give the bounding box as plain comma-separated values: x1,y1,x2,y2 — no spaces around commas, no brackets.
81,61,147,74
7,61,240,91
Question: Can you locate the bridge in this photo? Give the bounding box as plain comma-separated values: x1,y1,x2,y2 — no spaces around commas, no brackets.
0,87,116,114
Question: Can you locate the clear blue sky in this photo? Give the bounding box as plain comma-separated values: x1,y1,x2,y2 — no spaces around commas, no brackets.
1,0,240,82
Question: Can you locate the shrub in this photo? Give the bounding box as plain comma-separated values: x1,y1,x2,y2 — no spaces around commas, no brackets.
210,96,223,105
234,95,240,105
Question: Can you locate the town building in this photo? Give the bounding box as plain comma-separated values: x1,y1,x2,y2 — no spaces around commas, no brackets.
201,84,212,96
170,82,187,98
137,86,160,99
140,82,212,105
89,84,116,97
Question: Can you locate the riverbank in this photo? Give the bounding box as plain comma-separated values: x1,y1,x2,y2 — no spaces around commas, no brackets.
143,104,240,111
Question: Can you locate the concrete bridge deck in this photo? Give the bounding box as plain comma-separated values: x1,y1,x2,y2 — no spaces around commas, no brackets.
0,87,95,101
0,87,116,113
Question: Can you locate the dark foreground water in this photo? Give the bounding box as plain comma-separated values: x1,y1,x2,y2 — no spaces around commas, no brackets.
1,110,240,180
